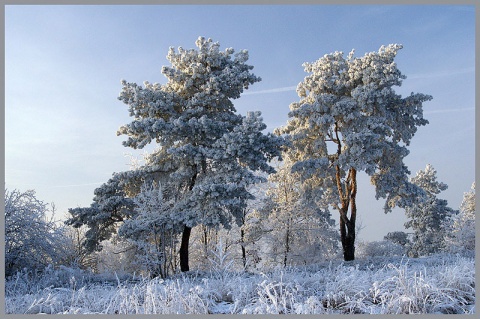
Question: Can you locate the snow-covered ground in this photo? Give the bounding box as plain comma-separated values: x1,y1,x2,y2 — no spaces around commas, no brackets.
5,253,474,314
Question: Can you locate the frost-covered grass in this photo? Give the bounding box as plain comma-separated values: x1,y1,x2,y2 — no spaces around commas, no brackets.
5,254,475,314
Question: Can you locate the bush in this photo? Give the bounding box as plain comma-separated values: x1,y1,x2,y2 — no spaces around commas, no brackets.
5,188,69,276
356,240,405,258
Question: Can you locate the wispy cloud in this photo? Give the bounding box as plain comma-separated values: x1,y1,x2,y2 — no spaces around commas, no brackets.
9,182,105,189
243,67,475,95
242,86,297,96
50,182,104,189
407,67,475,80
424,107,475,115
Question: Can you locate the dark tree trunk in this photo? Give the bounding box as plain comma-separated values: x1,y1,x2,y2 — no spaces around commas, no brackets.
240,228,247,269
202,225,209,261
179,225,191,272
179,165,198,272
284,223,290,267
340,218,355,261
333,124,358,261
337,167,357,261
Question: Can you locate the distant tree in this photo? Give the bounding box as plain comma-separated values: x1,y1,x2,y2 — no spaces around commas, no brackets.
444,182,475,254
384,231,410,247
115,37,283,272
238,176,270,270
5,188,68,276
404,164,457,257
276,44,431,260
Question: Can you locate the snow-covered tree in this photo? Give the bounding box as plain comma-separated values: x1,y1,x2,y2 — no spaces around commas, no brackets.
262,159,338,267
237,176,270,270
5,188,68,276
404,164,457,257
276,44,431,261
445,182,475,254
188,177,272,271
117,181,179,278
384,231,410,248
117,37,283,271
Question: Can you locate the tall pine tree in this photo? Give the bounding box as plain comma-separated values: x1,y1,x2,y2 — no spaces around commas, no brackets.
67,37,283,272
277,44,431,260
116,37,283,271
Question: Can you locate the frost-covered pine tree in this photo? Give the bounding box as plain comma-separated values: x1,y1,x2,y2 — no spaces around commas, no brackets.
404,164,457,257
276,44,431,261
117,37,283,271
444,182,475,254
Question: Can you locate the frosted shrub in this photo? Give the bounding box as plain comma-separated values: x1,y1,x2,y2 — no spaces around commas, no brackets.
205,239,238,305
5,188,70,276
357,240,405,258
293,296,325,314
368,257,475,314
374,263,436,313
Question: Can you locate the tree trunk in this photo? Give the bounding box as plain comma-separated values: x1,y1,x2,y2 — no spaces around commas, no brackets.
340,217,355,261
284,221,290,267
240,228,247,269
337,167,357,261
203,225,209,262
179,165,198,272
179,225,191,272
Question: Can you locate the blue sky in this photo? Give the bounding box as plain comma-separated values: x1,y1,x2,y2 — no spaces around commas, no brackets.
5,5,475,241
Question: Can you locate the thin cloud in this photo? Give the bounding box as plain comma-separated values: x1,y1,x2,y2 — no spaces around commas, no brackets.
407,67,474,80
50,182,104,189
424,107,474,115
243,67,475,95
10,182,105,189
242,86,297,96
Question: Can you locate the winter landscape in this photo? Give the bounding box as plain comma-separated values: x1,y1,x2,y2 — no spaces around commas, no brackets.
5,5,475,315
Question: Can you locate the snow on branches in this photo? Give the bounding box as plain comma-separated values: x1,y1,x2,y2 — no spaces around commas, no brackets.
276,44,432,260
116,37,283,233
68,37,283,273
278,44,431,212
405,164,457,257
444,182,475,254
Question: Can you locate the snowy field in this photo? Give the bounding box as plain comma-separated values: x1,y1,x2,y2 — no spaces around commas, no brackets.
5,253,474,314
